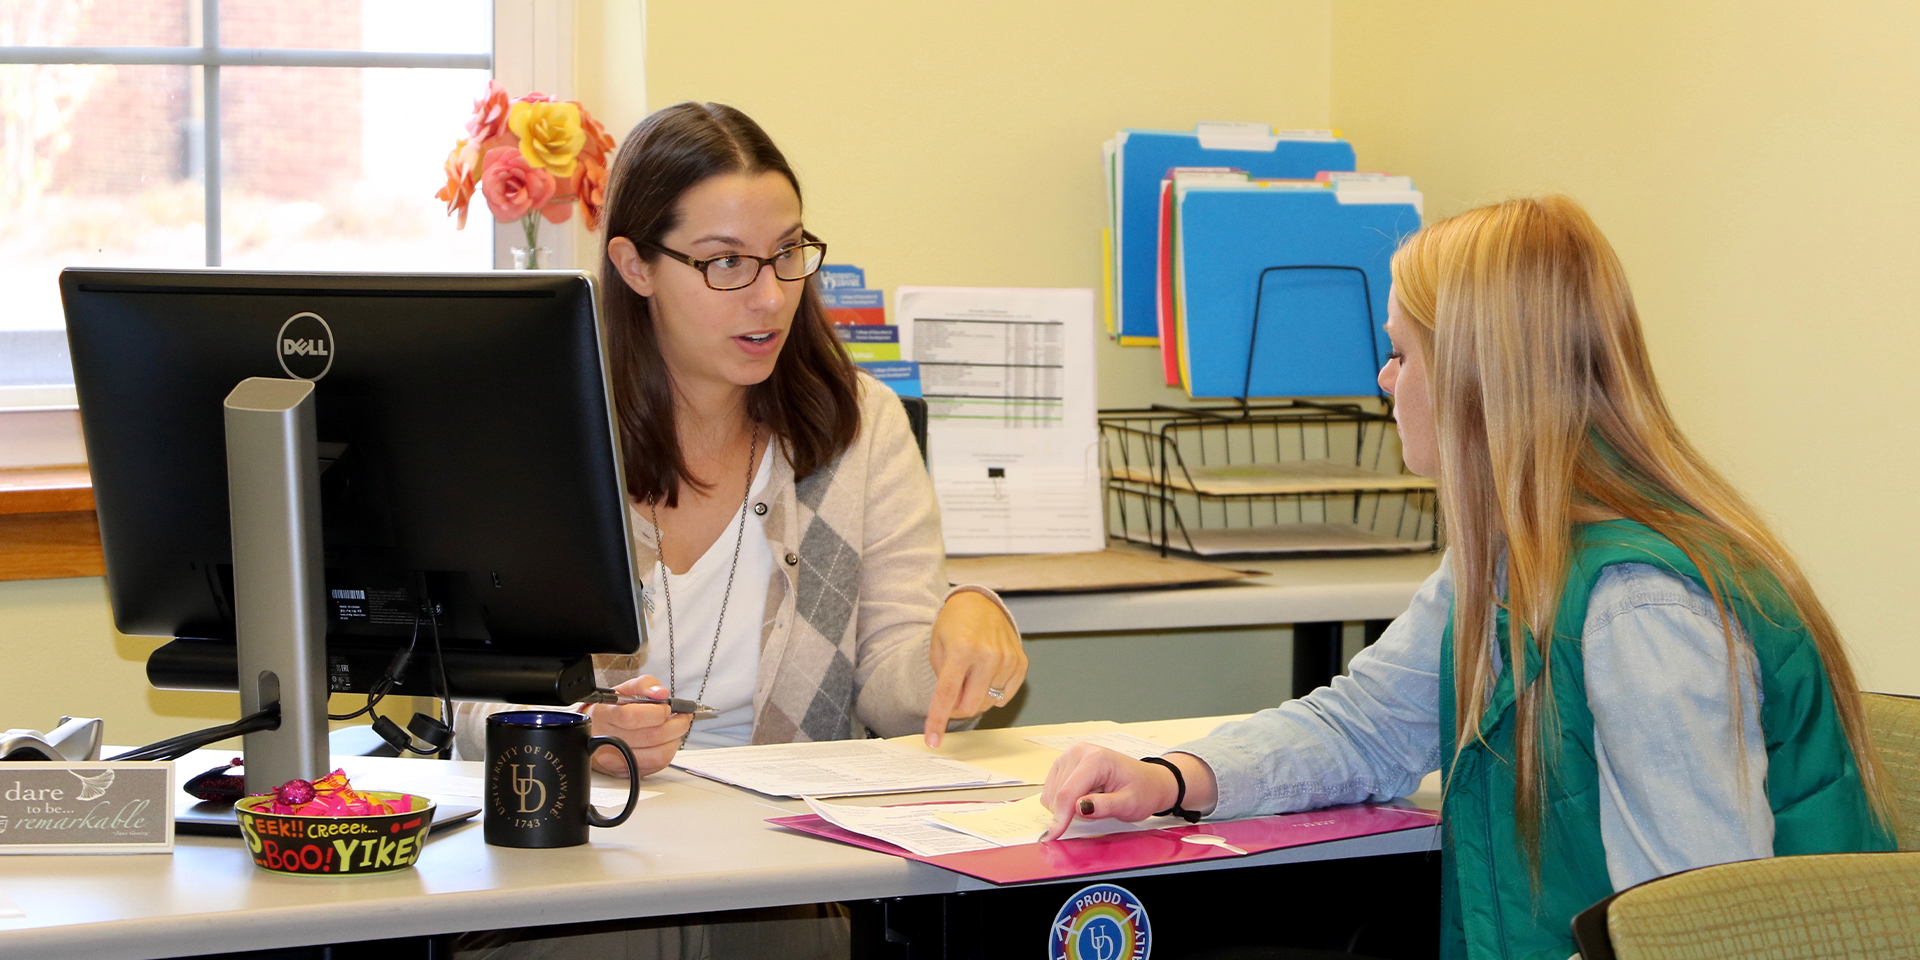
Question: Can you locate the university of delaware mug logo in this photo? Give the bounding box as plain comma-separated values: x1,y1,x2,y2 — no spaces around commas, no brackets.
1049,883,1151,960
488,744,571,826
276,312,334,381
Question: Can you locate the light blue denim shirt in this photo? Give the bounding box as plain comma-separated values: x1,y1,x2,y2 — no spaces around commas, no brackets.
1176,552,1770,891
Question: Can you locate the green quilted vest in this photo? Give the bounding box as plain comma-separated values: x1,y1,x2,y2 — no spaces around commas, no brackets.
1436,520,1892,960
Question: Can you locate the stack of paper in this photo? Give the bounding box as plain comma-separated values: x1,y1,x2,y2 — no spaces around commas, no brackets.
819,264,885,325
1102,123,1357,345
896,286,1104,555
1172,173,1422,399
822,263,921,396
802,795,1164,857
669,739,1026,798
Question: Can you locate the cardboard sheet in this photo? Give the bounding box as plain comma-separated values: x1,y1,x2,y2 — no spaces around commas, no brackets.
1116,523,1434,557
946,549,1259,594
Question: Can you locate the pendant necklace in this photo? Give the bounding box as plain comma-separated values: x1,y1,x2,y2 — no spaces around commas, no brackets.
648,425,760,732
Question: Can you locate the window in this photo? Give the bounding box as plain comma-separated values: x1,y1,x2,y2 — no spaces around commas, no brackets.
0,0,498,409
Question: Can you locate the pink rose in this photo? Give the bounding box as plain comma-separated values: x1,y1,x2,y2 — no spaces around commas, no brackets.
465,79,512,142
480,146,555,222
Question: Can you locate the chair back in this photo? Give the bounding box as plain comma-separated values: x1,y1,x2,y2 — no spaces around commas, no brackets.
1864,692,1920,850
1587,852,1920,959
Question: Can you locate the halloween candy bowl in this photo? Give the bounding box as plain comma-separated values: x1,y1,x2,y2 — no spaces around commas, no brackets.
234,771,437,876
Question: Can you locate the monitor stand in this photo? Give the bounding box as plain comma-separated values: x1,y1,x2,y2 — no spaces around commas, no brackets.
223,376,332,796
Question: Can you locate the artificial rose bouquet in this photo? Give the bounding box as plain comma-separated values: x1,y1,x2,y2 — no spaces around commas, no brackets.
436,80,616,264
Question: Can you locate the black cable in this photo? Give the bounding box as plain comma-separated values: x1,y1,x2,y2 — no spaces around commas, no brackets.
424,581,453,760
328,608,423,721
107,704,282,762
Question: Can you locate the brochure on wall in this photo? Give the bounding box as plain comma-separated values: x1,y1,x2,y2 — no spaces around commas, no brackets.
895,286,1104,555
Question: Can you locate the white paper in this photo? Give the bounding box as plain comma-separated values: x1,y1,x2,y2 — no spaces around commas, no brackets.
671,739,1026,798
932,794,1165,845
0,891,22,919
343,770,658,810
804,795,1162,855
1025,731,1170,758
802,797,1003,857
896,286,1104,555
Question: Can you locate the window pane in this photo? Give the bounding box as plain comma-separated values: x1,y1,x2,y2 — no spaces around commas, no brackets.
220,0,361,51
358,1,491,54
218,0,490,54
9,0,191,50
0,63,203,346
219,65,493,271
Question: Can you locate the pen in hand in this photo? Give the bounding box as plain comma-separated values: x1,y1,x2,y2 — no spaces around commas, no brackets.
579,689,715,716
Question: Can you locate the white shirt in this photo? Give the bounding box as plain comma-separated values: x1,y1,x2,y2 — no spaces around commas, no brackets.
633,443,775,750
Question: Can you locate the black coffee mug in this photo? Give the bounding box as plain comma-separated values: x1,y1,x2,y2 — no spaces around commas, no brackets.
485,711,640,848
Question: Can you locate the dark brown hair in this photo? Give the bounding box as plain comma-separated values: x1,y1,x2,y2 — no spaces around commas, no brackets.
599,102,860,506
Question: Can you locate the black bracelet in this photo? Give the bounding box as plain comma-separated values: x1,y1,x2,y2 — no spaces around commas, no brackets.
1140,756,1203,823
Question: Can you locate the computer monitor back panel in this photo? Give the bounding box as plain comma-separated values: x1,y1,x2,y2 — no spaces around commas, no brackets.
63,270,642,659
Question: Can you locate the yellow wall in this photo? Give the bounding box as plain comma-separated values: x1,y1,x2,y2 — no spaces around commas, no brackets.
0,577,242,745
15,0,1916,747
1330,1,1920,692
642,0,1334,410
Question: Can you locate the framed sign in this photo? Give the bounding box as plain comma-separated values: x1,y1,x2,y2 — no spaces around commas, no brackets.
0,761,174,854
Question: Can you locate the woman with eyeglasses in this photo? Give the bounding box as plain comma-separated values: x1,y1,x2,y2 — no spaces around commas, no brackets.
455,101,1024,769
1037,196,1893,960
455,102,1024,958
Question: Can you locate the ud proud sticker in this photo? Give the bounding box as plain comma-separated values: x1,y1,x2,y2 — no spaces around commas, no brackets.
1050,883,1151,960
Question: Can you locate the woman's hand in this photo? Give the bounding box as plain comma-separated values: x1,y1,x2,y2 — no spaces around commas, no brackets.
1040,745,1219,842
584,674,692,777
924,590,1026,747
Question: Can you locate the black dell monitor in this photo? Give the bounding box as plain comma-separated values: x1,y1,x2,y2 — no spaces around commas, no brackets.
62,269,644,788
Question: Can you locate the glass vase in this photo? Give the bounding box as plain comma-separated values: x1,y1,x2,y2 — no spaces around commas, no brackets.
511,246,551,270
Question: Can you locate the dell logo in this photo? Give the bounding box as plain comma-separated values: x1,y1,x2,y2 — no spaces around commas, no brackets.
276,312,335,381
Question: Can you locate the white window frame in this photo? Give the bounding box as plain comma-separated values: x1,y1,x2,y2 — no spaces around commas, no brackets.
0,0,575,464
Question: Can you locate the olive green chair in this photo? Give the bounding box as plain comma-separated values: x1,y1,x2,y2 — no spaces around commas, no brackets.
1863,692,1920,850
1570,693,1920,959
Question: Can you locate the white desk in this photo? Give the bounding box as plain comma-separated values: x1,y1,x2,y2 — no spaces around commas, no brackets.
1000,551,1442,635
0,718,1440,959
993,550,1442,721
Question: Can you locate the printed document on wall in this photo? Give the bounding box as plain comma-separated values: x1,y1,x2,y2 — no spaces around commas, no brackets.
896,286,1103,555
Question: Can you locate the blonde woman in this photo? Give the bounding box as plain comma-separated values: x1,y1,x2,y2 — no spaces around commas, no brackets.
1040,196,1893,959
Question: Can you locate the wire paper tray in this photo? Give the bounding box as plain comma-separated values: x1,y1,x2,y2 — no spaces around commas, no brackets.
1101,400,1439,557
1110,460,1436,497
1114,523,1433,557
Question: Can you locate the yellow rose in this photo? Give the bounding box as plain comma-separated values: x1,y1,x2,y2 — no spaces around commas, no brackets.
507,100,586,178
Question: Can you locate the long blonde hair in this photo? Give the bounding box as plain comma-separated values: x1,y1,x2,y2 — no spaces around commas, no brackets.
1392,195,1891,864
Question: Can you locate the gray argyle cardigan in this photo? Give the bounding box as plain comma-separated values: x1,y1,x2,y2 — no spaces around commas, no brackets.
454,375,1012,755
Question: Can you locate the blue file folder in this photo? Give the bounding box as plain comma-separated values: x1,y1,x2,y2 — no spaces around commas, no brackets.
1175,184,1420,399
1113,127,1355,343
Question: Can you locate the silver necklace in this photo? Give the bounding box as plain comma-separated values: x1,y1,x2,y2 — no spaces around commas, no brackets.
648,426,760,716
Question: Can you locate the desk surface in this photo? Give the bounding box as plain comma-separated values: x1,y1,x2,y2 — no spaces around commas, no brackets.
0,717,1440,960
1000,550,1442,635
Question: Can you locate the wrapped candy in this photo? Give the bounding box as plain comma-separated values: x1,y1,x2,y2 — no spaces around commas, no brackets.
257,769,415,817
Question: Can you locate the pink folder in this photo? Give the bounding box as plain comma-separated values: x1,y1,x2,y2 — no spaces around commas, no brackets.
769,802,1439,886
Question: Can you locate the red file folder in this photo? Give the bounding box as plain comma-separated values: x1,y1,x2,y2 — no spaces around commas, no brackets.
769,801,1438,886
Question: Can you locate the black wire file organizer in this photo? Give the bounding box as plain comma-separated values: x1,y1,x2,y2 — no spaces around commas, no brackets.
1102,264,1439,557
